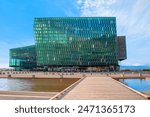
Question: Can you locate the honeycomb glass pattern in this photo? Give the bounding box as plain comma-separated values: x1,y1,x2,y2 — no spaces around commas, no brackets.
34,17,118,67
9,45,36,70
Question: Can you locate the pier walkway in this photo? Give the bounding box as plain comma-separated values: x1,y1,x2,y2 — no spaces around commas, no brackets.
0,91,57,100
61,77,146,100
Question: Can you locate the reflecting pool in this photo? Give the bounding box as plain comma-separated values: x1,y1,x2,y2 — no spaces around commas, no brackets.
119,79,150,92
0,78,79,92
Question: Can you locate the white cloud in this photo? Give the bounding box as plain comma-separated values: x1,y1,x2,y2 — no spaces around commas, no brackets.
0,64,10,68
120,62,142,66
76,0,116,16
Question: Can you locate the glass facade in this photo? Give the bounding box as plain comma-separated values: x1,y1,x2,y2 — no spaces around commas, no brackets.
34,17,118,68
9,45,36,70
10,17,126,71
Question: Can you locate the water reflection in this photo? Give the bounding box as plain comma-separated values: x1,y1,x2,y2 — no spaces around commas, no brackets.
119,79,150,92
0,78,79,92
0,78,32,91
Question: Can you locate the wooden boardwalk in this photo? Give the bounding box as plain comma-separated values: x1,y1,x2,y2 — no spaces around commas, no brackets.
62,77,147,100
0,90,57,100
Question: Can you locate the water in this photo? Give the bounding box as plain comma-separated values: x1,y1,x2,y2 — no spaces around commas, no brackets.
0,78,79,92
119,79,150,92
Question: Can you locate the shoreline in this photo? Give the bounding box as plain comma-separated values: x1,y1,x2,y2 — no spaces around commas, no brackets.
0,71,150,79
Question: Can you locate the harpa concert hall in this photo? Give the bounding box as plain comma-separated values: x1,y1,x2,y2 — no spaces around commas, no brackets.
9,17,126,71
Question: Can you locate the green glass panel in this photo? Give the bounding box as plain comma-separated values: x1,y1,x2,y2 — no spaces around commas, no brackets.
34,17,118,67
9,45,36,70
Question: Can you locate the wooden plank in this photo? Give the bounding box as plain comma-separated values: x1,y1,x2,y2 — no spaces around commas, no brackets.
0,91,57,100
62,77,146,100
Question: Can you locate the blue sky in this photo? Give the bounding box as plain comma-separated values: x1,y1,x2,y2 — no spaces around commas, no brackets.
0,0,149,68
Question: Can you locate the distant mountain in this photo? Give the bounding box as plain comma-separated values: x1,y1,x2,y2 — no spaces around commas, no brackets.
120,65,150,69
